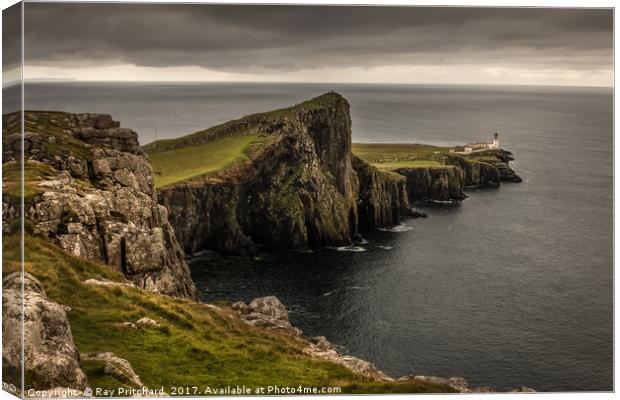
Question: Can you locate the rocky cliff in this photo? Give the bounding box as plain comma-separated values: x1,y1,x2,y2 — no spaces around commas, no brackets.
156,93,410,255
394,166,466,204
352,155,409,230
444,154,501,188
471,149,523,183
2,112,196,299
393,150,521,204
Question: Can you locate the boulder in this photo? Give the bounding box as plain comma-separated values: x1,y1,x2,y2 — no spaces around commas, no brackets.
136,317,160,328
2,272,89,391
82,352,143,388
233,296,302,335
248,296,289,320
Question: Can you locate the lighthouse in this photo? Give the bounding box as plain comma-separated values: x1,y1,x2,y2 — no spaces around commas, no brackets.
492,132,499,149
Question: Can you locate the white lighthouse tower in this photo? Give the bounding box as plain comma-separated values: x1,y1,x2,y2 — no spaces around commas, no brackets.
492,132,499,149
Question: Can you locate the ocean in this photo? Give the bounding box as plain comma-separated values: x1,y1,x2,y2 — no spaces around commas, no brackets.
6,82,613,392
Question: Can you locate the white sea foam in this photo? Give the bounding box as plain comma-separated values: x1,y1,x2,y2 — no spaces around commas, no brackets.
329,246,367,252
377,245,393,250
378,224,412,233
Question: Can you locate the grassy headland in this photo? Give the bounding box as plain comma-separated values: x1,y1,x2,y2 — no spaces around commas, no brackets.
143,92,344,153
143,92,353,187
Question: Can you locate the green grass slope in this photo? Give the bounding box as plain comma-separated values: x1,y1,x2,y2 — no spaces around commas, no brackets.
352,143,452,170
144,92,350,188
148,135,267,188
143,92,343,154
3,235,454,395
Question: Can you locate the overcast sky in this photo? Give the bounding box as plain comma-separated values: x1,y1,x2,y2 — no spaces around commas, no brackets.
3,4,614,86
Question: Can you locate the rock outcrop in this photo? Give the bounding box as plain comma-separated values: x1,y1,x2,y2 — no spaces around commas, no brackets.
394,166,466,204
352,155,409,230
81,352,144,388
157,93,409,255
444,154,501,188
2,272,89,392
2,111,196,299
232,296,303,336
232,296,390,381
444,150,521,187
478,150,523,182
395,150,521,204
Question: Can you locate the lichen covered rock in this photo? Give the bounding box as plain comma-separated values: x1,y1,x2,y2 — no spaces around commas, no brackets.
2,272,89,391
2,111,196,299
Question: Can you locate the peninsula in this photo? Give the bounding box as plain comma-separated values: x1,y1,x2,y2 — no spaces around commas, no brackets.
145,92,521,256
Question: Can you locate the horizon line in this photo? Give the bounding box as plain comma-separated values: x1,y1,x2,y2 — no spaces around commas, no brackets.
2,79,614,90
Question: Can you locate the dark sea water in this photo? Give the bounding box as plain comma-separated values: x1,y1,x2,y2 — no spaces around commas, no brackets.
8,82,613,392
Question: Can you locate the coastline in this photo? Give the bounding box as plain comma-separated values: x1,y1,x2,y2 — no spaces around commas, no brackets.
2,93,526,394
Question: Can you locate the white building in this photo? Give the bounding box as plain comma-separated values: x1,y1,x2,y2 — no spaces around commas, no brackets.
462,133,499,154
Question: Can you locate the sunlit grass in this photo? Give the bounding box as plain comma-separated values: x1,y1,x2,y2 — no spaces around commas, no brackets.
353,143,453,171
148,135,267,188
371,160,451,170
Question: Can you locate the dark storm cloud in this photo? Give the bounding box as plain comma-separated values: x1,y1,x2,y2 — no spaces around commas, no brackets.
3,4,21,71
21,4,613,73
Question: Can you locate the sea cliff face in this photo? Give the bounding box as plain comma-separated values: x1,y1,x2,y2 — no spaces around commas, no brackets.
157,93,410,255
2,112,196,299
394,166,466,203
352,155,409,230
444,154,501,188
393,151,521,204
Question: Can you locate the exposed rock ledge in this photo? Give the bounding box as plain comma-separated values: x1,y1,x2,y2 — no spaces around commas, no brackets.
232,295,535,393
